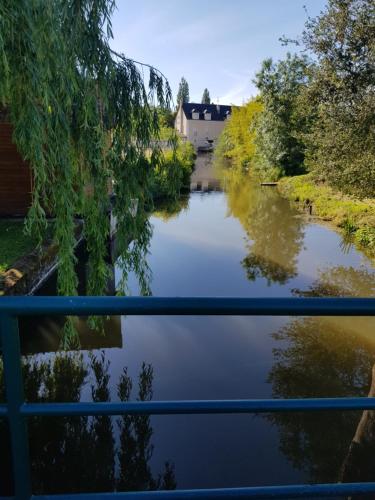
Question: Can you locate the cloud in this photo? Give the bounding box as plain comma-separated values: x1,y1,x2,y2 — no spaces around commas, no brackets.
153,17,217,47
220,81,250,105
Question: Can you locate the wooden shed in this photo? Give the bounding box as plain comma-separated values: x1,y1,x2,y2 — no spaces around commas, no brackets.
0,122,32,216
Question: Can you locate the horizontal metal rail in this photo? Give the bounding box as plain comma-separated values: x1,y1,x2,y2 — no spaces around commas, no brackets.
0,296,375,500
1,296,375,316
26,481,375,498
7,397,375,416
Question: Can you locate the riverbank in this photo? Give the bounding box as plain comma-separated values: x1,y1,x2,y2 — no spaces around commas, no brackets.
0,219,38,275
0,139,195,295
0,219,42,294
278,174,375,257
0,220,83,296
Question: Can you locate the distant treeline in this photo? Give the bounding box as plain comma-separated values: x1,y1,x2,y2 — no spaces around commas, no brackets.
217,0,375,198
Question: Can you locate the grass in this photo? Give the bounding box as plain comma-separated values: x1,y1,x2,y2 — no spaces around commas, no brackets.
278,174,375,256
0,219,39,274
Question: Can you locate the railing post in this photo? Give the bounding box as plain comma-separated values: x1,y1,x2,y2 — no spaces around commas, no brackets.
0,314,31,499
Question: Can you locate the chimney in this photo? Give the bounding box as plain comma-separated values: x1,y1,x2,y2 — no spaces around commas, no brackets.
216,104,220,113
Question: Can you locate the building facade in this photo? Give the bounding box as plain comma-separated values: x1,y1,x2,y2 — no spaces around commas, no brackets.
175,102,232,149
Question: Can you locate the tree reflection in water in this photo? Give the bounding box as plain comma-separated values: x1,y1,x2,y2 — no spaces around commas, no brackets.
115,193,190,296
224,169,305,285
0,353,175,495
115,193,154,296
268,260,375,490
292,265,375,298
152,196,189,222
286,264,375,495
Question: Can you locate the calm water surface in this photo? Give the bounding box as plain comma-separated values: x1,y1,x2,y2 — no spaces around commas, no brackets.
4,155,375,495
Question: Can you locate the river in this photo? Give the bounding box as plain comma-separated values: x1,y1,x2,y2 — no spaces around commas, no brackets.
4,154,375,496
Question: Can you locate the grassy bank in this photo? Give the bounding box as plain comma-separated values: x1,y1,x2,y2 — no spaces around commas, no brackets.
278,174,375,256
0,219,39,275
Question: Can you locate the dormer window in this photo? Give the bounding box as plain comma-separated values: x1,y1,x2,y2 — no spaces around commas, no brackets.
204,109,211,120
191,109,199,120
225,110,231,119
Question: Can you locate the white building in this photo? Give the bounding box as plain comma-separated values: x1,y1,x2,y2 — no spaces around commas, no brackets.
175,102,232,149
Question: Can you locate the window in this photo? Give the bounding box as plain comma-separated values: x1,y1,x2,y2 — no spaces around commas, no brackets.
192,112,199,120
204,113,211,120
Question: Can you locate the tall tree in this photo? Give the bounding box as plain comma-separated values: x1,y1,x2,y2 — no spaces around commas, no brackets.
201,88,211,104
300,0,375,197
176,77,189,105
254,53,312,177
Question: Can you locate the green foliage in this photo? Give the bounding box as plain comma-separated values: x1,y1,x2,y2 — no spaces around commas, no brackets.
201,88,211,104
156,108,176,129
299,0,375,197
215,98,263,173
253,53,312,177
355,227,375,249
0,2,173,309
278,174,375,256
217,0,374,197
0,220,40,275
216,54,312,181
151,137,195,200
176,76,189,105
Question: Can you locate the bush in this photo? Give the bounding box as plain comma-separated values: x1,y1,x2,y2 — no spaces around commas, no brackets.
151,138,195,200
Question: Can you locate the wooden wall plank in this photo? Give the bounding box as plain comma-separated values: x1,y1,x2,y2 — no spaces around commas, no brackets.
0,124,32,216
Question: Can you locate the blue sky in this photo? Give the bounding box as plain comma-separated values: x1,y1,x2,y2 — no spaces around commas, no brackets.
110,0,327,105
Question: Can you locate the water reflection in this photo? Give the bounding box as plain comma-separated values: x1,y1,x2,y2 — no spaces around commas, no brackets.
268,316,375,484
152,196,189,222
114,195,153,296
190,154,221,192
341,365,375,492
0,354,175,495
11,156,375,490
19,315,122,354
224,170,305,285
292,265,375,297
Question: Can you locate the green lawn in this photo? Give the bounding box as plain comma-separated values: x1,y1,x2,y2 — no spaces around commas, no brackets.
0,219,39,274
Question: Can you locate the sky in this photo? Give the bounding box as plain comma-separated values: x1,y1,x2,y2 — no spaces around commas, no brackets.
110,0,328,106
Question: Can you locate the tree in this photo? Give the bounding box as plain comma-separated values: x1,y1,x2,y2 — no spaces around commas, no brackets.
215,98,263,171
176,77,189,105
157,108,176,129
300,0,375,197
0,1,173,344
253,53,312,177
201,88,211,104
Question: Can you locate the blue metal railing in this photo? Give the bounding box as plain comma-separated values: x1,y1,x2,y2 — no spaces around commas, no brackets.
1,296,375,499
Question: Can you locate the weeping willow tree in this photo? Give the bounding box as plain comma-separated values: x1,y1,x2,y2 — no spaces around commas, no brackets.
0,1,176,309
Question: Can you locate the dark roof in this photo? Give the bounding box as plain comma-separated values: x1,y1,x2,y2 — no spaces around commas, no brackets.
182,102,232,121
